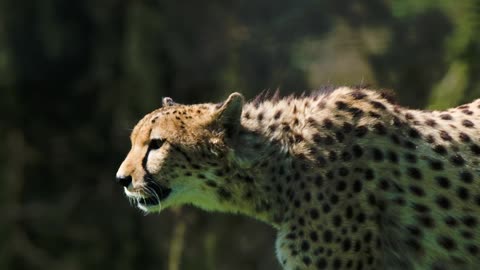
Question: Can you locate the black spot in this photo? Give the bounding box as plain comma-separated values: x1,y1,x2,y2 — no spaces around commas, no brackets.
367,194,376,206
440,114,452,120
310,208,319,219
301,241,310,251
316,156,327,167
294,200,301,208
333,258,342,269
390,134,401,145
352,145,363,158
466,245,479,255
335,101,347,110
323,230,333,243
393,117,403,127
243,175,254,183
409,185,425,196
354,126,368,137
342,238,351,251
462,231,474,239
274,110,282,119
322,203,331,213
351,91,367,99
459,171,473,184
217,187,231,200
205,180,217,188
459,132,471,142
330,194,339,204
407,167,422,180
341,151,352,162
313,134,323,144
342,122,353,133
268,124,278,132
257,113,264,121
365,169,375,180
372,148,384,161
380,90,397,104
462,216,477,227
314,175,324,188
444,216,458,227
412,203,430,213
435,196,451,209
323,118,334,129
425,119,437,127
379,179,390,190
370,101,386,110
310,231,318,241
338,167,349,177
439,131,452,141
387,151,398,163
345,206,353,219
418,215,434,227
403,140,416,150
353,180,362,193
433,145,447,155
328,151,338,162
470,144,480,155
373,123,387,135
457,187,469,200
429,159,444,170
437,237,456,250
335,131,345,142
408,128,420,139
462,119,474,128
356,213,366,223
426,135,435,143
450,154,465,166
324,135,335,145
348,107,364,118
435,176,450,188
302,256,312,266
406,238,421,251
404,153,417,163
332,215,342,227
304,191,312,202
316,258,327,269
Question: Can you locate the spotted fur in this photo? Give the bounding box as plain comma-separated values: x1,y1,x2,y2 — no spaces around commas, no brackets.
117,87,480,270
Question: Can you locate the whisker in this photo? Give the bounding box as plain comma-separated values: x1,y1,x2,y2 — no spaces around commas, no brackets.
145,185,161,206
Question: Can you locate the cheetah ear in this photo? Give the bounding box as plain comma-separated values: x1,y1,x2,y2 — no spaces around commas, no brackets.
162,97,176,107
215,92,244,137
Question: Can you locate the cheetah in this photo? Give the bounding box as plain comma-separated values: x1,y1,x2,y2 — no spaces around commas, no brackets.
116,87,480,270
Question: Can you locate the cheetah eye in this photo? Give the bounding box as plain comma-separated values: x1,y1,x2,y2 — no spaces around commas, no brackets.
149,139,165,150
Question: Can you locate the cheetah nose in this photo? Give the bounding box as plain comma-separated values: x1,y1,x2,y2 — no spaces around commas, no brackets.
116,175,132,187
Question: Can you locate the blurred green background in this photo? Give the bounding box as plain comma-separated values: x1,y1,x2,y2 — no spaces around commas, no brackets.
1,0,479,269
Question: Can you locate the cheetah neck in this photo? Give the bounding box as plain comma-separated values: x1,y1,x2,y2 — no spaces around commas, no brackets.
211,88,400,228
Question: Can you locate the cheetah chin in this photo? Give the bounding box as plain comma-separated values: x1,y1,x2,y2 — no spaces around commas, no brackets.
124,185,172,212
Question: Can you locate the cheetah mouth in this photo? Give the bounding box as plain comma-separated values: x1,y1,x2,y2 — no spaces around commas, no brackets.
131,183,172,209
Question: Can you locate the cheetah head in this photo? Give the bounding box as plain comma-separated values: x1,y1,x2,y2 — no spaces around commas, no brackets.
116,93,245,213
